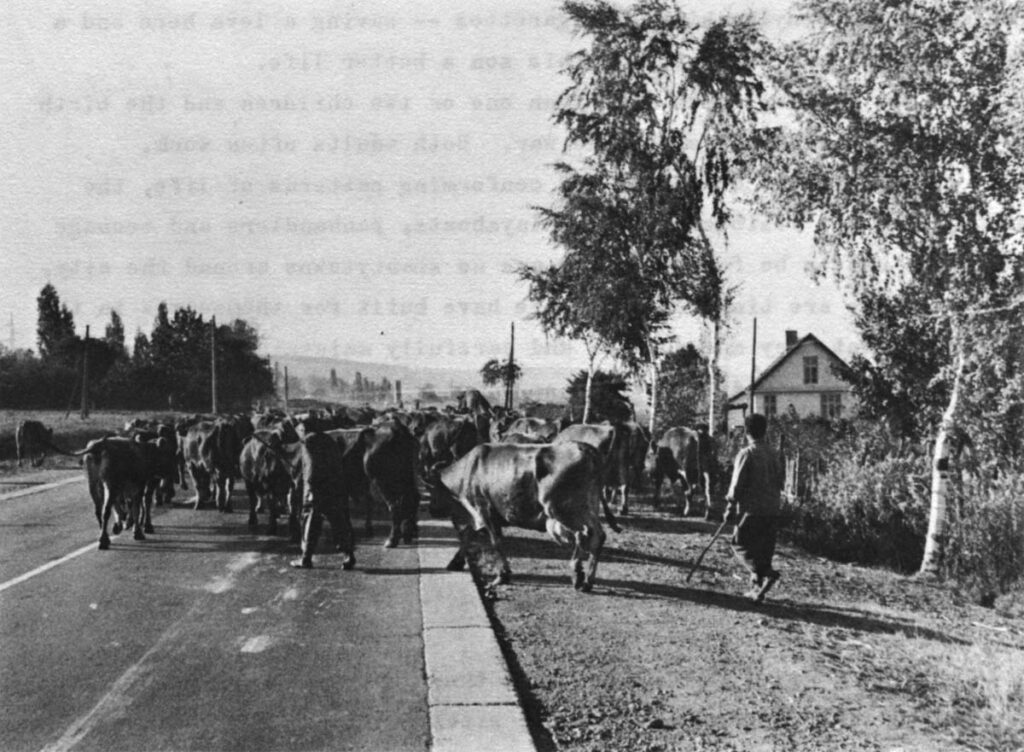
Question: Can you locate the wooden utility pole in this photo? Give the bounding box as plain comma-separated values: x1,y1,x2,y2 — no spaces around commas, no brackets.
210,316,218,415
505,321,515,410
284,366,290,412
81,325,90,418
748,317,757,416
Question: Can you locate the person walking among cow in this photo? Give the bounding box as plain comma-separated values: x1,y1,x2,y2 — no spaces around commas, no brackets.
725,413,784,602
291,432,356,571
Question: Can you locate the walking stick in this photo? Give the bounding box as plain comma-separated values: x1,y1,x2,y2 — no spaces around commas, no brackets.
685,516,731,582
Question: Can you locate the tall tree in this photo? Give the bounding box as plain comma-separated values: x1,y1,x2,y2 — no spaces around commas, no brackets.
747,0,1024,575
103,309,127,361
536,0,762,433
36,283,77,363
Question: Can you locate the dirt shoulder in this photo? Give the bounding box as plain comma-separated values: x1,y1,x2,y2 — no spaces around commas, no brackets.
482,501,1024,752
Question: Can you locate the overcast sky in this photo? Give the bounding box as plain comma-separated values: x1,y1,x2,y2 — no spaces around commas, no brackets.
1,0,858,394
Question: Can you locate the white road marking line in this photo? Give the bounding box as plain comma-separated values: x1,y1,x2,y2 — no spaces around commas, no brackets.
0,542,95,594
0,475,82,501
39,605,200,752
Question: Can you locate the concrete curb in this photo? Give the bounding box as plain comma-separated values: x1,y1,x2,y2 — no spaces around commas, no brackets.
417,520,536,752
0,475,82,501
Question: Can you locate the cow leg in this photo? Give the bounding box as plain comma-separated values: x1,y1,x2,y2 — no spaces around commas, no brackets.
676,472,693,516
98,484,116,550
651,468,663,508
580,524,606,593
190,464,210,509
223,477,235,513
266,492,279,536
617,483,630,516
142,485,155,534
246,482,259,529
384,500,401,548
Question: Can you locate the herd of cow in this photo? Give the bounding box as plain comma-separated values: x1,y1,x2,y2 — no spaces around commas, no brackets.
14,390,718,592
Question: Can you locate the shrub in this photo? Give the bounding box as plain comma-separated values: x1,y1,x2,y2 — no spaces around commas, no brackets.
944,465,1024,603
787,453,930,573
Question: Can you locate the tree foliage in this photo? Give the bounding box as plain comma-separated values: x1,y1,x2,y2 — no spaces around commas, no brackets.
480,358,522,390
565,369,633,423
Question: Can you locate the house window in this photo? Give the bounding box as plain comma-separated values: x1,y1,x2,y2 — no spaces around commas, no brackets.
821,393,842,419
803,356,819,384
763,394,777,417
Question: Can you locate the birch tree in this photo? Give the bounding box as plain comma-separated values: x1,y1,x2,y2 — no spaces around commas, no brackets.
746,0,1024,575
545,0,764,435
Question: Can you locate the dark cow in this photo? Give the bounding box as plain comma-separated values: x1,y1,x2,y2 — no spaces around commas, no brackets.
327,422,420,548
456,389,491,414
240,429,302,535
430,442,610,593
553,423,639,517
292,431,356,570
605,421,650,515
646,425,716,517
15,420,53,467
75,436,171,549
502,417,561,442
498,432,547,445
125,422,180,504
419,415,480,477
181,419,242,511
363,421,421,548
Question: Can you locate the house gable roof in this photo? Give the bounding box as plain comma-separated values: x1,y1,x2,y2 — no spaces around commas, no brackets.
727,333,850,403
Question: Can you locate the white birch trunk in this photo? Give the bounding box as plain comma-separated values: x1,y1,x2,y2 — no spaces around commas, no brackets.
648,358,659,437
707,317,720,435
583,357,595,424
919,328,966,576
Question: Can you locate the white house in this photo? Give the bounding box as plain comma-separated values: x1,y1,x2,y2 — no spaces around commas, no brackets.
726,331,857,430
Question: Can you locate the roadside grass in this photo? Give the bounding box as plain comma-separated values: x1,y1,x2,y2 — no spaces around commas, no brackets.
0,409,155,471
937,641,1024,749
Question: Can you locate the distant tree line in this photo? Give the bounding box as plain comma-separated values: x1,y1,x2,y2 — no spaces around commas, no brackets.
301,368,395,404
0,284,274,411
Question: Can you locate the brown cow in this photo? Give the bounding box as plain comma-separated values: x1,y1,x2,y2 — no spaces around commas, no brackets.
431,442,613,593
646,425,717,518
15,420,53,468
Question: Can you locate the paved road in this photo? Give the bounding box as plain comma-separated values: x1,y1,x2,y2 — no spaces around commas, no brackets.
1,476,439,752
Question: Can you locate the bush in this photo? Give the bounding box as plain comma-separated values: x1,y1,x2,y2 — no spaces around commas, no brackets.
945,466,1024,603
788,453,930,573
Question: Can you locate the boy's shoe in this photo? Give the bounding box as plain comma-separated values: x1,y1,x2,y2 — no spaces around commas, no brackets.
752,570,780,603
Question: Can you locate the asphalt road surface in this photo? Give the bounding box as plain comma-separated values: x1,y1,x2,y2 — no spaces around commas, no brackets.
0,476,432,752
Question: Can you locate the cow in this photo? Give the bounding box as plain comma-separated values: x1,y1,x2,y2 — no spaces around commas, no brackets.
498,432,547,445
646,425,717,518
15,420,54,468
181,419,242,511
430,442,611,593
292,431,356,570
419,415,481,509
502,417,561,442
124,422,180,505
75,436,171,550
327,422,421,547
363,420,421,548
553,423,641,517
240,429,302,535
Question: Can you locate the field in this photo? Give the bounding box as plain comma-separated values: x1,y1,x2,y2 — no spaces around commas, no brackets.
0,410,150,477
5,408,1022,750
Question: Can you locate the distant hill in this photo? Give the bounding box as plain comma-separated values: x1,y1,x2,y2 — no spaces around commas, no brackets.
274,354,570,404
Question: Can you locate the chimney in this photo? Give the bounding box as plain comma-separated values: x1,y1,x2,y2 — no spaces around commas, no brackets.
785,330,798,349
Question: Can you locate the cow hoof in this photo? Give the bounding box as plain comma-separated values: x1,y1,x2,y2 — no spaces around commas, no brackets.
98,537,110,551
134,529,146,541
112,522,123,535
498,569,511,585
383,537,398,549
267,522,278,536
342,555,356,571
223,504,233,514
580,581,594,593
248,514,258,529
619,506,630,516
290,558,313,569
446,555,466,571
144,523,154,534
